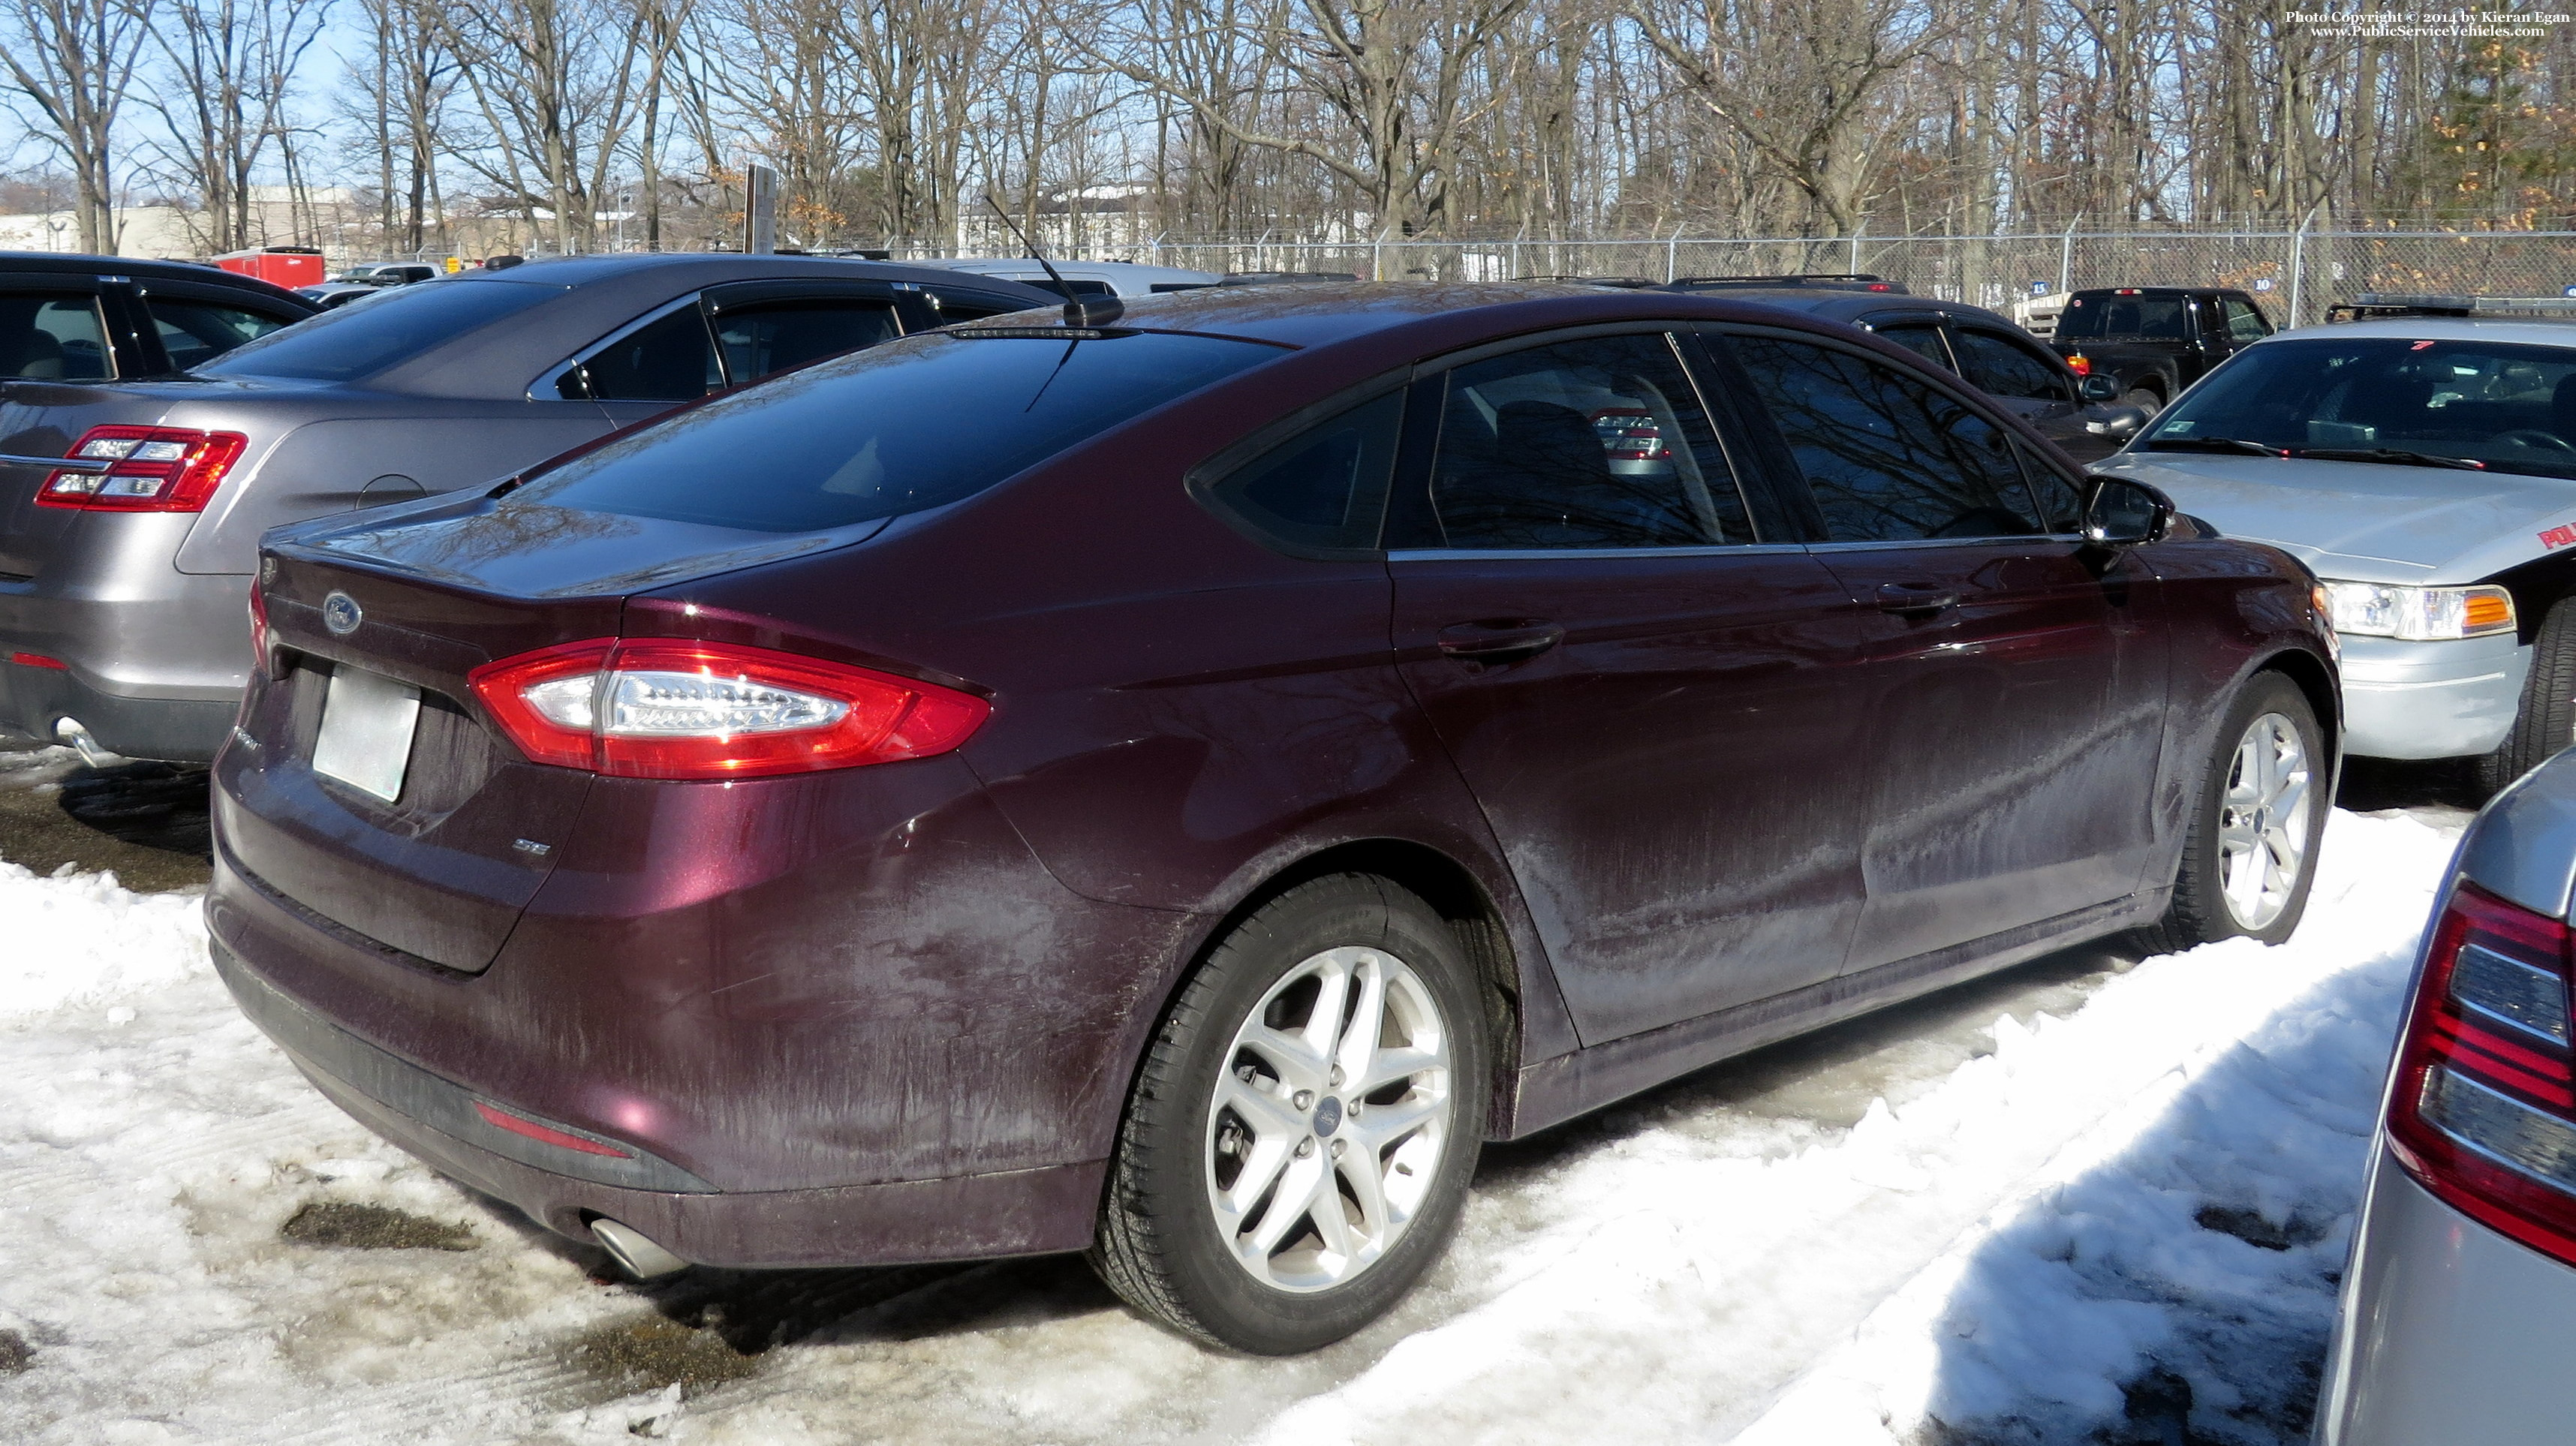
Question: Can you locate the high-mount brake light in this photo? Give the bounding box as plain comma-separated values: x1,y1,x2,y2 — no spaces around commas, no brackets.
37,425,248,513
468,638,991,780
2386,881,2576,1264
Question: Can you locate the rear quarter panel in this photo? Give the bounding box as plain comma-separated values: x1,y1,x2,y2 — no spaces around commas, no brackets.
636,340,1584,1104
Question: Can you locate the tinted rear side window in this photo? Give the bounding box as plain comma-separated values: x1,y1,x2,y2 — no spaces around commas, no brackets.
0,293,112,380
148,296,295,371
1201,389,1404,553
200,278,567,380
514,330,1280,532
1727,332,2048,541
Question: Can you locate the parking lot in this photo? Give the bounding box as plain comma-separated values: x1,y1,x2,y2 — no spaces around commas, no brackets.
0,740,2472,1444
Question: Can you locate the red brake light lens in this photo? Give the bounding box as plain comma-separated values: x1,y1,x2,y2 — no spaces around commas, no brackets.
38,425,248,513
468,637,991,780
2066,354,2093,376
2386,881,2576,1263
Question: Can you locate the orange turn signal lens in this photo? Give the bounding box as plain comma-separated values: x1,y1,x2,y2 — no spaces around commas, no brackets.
2464,588,2517,633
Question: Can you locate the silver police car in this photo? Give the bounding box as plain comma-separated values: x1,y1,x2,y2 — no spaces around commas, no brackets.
2094,298,2576,792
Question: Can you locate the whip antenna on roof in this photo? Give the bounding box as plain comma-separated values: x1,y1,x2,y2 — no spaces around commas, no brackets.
982,192,1123,328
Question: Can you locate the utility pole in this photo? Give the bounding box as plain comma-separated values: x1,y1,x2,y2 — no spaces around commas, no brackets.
744,164,778,254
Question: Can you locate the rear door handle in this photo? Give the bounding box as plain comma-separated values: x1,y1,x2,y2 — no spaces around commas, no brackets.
1876,582,1959,615
1437,621,1565,664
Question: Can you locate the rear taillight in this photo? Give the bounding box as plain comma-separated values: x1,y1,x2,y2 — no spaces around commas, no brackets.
2066,353,2093,376
467,637,990,780
2387,881,2576,1262
38,425,248,513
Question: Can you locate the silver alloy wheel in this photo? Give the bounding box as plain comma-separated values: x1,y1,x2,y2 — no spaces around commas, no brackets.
2217,710,2313,930
1204,945,1453,1293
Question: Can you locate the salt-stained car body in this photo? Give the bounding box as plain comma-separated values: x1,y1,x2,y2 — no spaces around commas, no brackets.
2096,316,2576,780
209,281,2340,1354
2316,745,2576,1443
0,253,1052,764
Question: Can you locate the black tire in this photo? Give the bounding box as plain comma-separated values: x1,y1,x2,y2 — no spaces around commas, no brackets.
2140,672,2328,953
1088,873,1491,1354
2477,595,2576,797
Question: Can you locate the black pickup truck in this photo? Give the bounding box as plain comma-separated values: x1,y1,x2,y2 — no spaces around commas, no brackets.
2048,285,2274,411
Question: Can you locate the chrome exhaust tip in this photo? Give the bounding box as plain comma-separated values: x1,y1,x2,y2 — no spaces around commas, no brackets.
590,1218,691,1280
53,717,127,771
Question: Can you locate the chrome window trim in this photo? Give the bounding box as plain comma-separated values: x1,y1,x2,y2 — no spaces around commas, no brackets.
525,291,706,401
1804,534,2087,552
1388,543,1811,563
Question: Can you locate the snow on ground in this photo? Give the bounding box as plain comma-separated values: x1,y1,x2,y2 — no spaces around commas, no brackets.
0,807,2461,1444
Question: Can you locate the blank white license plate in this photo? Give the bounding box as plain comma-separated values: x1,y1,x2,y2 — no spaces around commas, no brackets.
311,666,420,803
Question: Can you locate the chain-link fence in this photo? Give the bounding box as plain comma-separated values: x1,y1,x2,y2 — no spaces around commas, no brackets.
1142,230,2576,327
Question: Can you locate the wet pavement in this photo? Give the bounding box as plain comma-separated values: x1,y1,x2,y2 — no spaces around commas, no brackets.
0,739,213,894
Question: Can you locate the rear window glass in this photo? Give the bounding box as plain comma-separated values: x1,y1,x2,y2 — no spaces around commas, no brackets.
512,329,1280,532
199,278,567,380
2055,293,2188,341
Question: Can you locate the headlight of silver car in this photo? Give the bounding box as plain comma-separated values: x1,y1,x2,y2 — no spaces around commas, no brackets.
2322,581,2517,641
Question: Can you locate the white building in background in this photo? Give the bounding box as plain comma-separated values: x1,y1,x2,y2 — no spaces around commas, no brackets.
0,206,195,258
0,186,372,261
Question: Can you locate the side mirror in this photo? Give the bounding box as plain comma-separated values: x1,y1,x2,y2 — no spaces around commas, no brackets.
2083,476,2175,546
2078,373,2123,403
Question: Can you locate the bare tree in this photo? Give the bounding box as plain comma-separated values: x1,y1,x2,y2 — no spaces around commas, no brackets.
1098,0,1533,242
1626,0,1942,236
439,0,676,252
149,0,333,252
0,0,156,251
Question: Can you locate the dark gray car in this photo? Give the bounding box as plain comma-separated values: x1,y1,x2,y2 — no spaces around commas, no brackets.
0,253,1054,763
1680,285,2150,462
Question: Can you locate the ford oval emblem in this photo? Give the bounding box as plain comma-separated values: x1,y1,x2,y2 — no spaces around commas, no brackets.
322,591,363,636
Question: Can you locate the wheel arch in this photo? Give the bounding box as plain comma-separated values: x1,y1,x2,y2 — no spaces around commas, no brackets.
2255,646,2342,762
1160,837,1530,1139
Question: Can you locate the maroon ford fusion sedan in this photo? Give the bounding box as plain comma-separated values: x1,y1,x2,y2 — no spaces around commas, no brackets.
208,282,2340,1353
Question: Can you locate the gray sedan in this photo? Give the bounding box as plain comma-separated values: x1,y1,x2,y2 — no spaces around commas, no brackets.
2316,745,2576,1442
0,253,1054,763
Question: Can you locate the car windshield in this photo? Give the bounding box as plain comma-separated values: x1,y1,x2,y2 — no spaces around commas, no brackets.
2056,293,2188,341
508,329,1282,532
2138,336,2576,480
198,278,567,381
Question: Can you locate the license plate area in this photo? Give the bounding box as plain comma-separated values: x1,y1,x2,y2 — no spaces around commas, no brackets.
311,666,420,804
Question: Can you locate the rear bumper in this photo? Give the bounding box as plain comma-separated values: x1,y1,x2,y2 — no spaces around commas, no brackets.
0,531,251,761
2336,633,2527,760
2316,1151,2576,1444
0,651,237,760
212,936,1102,1268
205,750,1193,1267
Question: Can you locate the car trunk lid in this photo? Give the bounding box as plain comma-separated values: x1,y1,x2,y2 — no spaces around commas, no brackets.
219,496,885,974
